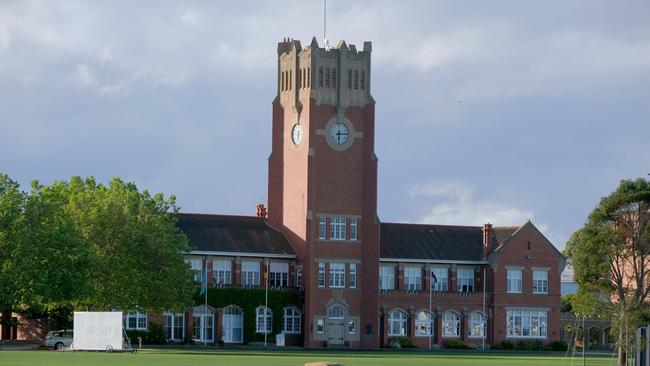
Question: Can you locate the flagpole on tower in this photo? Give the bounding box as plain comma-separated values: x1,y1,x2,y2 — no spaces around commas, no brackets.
323,0,329,50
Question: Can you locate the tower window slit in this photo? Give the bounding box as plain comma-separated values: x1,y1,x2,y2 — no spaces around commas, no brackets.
348,70,352,89
354,70,359,90
332,69,337,88
318,67,323,87
325,68,330,88
361,71,365,90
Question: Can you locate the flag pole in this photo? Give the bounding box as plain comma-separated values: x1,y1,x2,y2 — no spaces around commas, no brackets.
204,257,208,347
264,258,269,347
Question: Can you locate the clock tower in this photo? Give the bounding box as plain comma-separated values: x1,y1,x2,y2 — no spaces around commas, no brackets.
268,37,379,348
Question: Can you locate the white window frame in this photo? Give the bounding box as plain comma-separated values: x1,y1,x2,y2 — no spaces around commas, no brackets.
457,268,474,293
404,266,422,291
350,218,358,241
316,318,325,333
282,307,301,334
318,217,327,240
442,311,461,338
256,306,272,334
348,319,357,334
330,217,346,240
349,263,357,288
506,310,548,338
269,262,289,288
192,306,214,343
317,262,326,287
415,311,434,337
163,311,184,341
187,258,203,283
431,267,449,292
124,311,147,330
533,270,549,294
388,310,407,336
222,305,243,343
379,265,395,290
296,266,303,288
212,259,232,285
241,261,260,286
507,268,523,293
329,262,346,288
469,312,487,338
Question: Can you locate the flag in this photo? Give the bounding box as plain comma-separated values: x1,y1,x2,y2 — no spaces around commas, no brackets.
200,266,207,295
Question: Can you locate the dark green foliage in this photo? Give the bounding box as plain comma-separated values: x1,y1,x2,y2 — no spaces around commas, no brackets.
550,340,568,351
444,339,474,349
517,340,543,351
499,340,515,350
561,294,574,313
126,323,166,345
196,288,299,344
388,336,416,348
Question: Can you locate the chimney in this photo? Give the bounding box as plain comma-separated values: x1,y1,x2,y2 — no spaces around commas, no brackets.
482,223,494,259
256,204,268,219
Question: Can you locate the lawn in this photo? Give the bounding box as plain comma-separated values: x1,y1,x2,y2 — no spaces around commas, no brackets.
0,348,618,366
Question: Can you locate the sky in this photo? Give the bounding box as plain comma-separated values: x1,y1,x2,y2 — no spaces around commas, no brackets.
1,1,649,250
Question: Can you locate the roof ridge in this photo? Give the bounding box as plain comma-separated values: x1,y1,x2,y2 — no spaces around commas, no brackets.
176,212,262,221
381,222,482,229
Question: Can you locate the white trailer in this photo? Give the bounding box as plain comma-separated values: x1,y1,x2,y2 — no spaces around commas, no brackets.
72,312,124,351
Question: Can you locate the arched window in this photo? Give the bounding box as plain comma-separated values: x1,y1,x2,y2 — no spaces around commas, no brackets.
388,310,407,336
283,307,301,334
469,312,486,338
442,311,461,337
415,311,434,336
256,306,272,334
222,305,243,343
328,305,345,319
192,305,214,342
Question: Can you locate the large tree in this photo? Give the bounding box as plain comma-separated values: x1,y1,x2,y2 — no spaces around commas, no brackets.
571,178,650,365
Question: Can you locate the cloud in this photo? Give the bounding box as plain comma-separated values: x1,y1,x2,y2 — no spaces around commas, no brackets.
408,181,534,226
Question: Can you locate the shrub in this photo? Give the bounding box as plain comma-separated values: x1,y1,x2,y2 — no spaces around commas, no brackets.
517,340,543,351
500,340,515,350
388,336,416,348
444,339,473,349
550,340,568,351
125,323,166,345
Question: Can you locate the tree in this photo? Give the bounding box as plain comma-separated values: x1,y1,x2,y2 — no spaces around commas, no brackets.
571,178,650,365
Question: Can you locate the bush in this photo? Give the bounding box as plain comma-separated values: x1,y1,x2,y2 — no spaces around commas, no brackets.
517,340,543,351
125,323,166,345
388,336,416,348
550,340,568,351
499,340,515,350
444,339,474,349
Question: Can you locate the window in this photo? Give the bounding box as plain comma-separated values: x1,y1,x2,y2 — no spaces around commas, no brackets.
353,70,359,89
222,305,243,343
256,307,272,334
388,310,407,336
360,70,366,90
283,307,301,334
457,268,474,293
404,267,422,291
329,262,345,288
415,311,434,336
269,262,288,288
163,312,184,341
318,262,326,287
330,217,346,240
507,269,523,293
469,312,486,338
242,261,260,286
328,306,345,319
318,67,323,87
533,270,548,294
379,265,395,290
301,68,305,88
506,310,548,338
349,263,357,288
212,259,231,285
442,312,461,337
307,67,311,87
347,69,352,89
431,267,449,292
332,68,337,88
325,68,330,88
296,266,303,288
187,258,203,282
348,319,357,334
316,318,325,333
350,218,358,241
289,70,292,90
318,217,327,239
281,71,285,91
124,311,147,330
192,306,214,342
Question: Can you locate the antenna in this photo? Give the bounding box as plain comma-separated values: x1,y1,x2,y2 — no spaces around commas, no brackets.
323,0,329,50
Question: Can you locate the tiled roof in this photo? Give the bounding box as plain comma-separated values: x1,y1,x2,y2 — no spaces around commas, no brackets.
493,226,520,246
175,213,295,256
380,223,485,261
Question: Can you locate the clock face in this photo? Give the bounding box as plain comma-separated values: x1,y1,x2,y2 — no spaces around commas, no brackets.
330,122,349,145
291,123,304,145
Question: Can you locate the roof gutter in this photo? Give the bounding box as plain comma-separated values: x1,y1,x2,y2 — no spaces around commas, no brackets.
188,250,296,259
379,257,487,265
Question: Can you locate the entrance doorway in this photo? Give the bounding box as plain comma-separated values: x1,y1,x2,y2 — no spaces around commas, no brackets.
327,305,346,345
222,305,243,343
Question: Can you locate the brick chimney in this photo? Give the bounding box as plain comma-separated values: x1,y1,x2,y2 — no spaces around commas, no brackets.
482,223,494,259
256,204,268,219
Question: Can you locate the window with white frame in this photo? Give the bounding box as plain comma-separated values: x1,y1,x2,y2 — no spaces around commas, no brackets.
328,305,345,319
415,311,434,336
442,311,461,337
269,262,288,288
379,265,395,290
124,311,147,330
318,217,327,240
163,311,184,341
533,270,548,294
431,267,449,291
242,261,260,286
330,217,346,240
316,318,325,333
350,218,358,241
506,310,547,338
404,267,422,291
348,319,357,334
282,307,301,334
388,310,407,336
212,259,231,285
318,262,326,287
507,269,523,293
329,262,345,288
349,263,357,288
296,266,303,288
192,306,214,342
256,306,272,334
469,312,486,338
187,258,203,282
457,268,474,293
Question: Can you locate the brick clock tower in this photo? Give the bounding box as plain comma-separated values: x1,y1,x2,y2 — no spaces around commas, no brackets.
268,37,379,348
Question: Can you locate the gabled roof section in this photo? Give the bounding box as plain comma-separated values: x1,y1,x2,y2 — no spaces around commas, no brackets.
175,213,295,257
380,222,484,261
493,226,520,246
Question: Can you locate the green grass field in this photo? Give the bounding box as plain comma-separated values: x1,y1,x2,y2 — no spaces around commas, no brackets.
0,349,619,366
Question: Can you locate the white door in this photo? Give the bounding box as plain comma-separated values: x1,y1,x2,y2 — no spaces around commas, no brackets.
222,307,243,343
